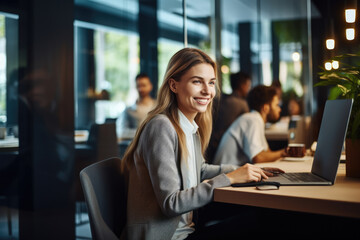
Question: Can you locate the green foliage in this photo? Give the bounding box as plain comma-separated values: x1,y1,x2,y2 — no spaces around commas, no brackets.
315,53,360,139
273,20,307,44
95,31,136,102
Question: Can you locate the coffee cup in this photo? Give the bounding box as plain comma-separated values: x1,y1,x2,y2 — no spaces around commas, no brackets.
286,143,305,157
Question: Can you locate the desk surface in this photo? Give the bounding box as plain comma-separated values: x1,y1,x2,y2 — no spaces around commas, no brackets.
0,136,19,152
214,159,360,218
74,130,132,144
265,117,289,141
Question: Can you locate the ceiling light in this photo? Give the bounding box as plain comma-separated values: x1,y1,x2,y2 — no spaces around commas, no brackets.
332,60,339,69
326,39,335,49
325,62,332,71
345,9,356,23
346,28,355,40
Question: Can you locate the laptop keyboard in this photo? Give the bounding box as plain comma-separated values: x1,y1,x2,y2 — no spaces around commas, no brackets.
281,173,327,182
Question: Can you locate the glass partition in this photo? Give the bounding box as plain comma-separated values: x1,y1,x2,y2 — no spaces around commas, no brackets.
0,12,18,131
0,11,19,240
220,0,318,117
158,0,216,87
0,15,5,123
74,2,139,237
74,0,140,129
158,0,184,86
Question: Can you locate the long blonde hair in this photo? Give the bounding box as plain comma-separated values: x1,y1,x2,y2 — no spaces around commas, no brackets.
121,48,218,172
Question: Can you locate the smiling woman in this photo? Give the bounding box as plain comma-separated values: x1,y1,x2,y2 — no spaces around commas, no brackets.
119,48,278,240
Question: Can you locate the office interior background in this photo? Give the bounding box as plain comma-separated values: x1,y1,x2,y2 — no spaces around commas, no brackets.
0,0,359,239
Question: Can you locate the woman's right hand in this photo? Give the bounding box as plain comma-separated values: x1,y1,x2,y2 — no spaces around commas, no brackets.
226,163,268,184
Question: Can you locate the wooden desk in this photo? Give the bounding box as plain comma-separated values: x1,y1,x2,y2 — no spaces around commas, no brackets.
0,136,19,152
214,159,360,219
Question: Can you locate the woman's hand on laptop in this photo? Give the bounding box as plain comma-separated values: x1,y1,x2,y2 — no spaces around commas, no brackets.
261,167,285,176
226,163,269,184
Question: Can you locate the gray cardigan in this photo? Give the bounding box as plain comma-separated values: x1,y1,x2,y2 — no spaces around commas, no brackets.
121,114,236,240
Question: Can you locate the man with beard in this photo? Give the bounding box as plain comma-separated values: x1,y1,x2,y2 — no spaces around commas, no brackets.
213,85,287,166
116,73,156,139
206,71,251,163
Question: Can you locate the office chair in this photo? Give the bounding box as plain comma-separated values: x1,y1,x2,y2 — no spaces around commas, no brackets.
80,157,127,240
75,122,119,202
0,196,12,236
87,122,119,161
0,154,19,237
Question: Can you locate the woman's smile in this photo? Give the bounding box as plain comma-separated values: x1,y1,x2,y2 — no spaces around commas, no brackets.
194,97,210,105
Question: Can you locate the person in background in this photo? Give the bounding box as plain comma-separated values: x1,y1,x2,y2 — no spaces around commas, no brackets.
271,79,283,105
287,98,302,116
213,85,287,166
116,73,156,139
206,71,251,163
120,48,280,240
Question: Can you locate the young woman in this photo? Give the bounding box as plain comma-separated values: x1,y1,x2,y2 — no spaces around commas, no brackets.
120,48,277,240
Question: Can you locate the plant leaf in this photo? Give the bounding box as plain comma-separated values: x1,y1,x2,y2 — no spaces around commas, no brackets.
337,84,350,95
328,86,342,100
314,78,349,87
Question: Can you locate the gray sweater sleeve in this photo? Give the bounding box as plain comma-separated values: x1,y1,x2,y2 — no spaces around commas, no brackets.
200,160,237,181
139,115,232,217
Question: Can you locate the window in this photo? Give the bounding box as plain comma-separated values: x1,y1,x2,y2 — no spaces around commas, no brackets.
94,28,140,123
74,0,140,129
158,0,184,86
0,12,19,130
0,14,6,124
220,0,317,116
157,0,216,88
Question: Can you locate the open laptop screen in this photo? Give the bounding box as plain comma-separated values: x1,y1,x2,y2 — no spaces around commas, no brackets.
312,99,353,183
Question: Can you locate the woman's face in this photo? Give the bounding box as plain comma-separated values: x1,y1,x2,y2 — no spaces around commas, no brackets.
170,63,216,121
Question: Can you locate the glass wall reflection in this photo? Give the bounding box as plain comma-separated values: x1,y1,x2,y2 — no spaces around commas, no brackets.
0,11,19,239
220,0,320,117
158,0,184,87
75,0,140,129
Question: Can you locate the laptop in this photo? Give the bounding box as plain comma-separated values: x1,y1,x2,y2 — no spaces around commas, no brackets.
265,99,353,186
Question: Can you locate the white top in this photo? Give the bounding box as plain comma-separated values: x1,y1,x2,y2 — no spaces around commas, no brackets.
116,99,156,139
178,110,198,189
213,111,269,166
172,110,198,240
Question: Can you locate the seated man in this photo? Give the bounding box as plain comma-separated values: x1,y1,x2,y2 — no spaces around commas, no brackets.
206,71,251,162
116,73,156,139
213,85,287,166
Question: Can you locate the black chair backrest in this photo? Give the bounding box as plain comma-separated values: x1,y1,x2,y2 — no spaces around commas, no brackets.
80,157,126,240
105,118,117,123
87,123,119,161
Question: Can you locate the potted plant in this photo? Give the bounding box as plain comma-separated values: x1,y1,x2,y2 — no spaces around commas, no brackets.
315,53,360,177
